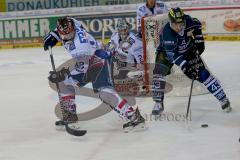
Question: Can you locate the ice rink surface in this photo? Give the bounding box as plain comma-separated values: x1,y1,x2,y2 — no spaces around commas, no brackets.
0,42,239,160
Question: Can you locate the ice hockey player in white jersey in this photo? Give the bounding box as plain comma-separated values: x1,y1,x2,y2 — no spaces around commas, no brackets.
107,19,144,79
43,16,145,131
136,0,168,37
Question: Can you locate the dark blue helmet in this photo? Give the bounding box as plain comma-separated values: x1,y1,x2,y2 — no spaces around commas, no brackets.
168,7,185,23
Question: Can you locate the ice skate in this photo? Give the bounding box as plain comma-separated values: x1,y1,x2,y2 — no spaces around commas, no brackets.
123,108,146,133
221,98,232,113
152,101,164,115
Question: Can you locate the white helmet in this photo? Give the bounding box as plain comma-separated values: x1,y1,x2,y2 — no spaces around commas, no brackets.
116,19,130,41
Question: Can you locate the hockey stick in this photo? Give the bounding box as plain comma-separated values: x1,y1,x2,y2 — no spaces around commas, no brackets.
186,77,194,119
102,26,106,43
48,47,87,136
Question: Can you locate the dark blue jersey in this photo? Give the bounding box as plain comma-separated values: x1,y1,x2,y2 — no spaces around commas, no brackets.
157,15,205,66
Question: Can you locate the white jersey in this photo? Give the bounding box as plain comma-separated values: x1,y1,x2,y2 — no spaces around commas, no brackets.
136,1,168,33
110,32,144,64
62,18,103,74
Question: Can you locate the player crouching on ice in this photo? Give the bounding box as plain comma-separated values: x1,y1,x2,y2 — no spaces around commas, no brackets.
106,19,144,80
43,16,145,131
151,7,232,115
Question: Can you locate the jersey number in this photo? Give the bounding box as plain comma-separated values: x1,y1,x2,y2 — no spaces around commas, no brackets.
77,31,87,43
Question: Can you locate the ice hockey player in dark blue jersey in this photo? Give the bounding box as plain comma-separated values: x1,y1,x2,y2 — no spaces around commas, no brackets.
151,7,232,115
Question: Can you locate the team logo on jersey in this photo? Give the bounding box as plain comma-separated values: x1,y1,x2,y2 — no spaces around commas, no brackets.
181,40,186,45
179,39,190,51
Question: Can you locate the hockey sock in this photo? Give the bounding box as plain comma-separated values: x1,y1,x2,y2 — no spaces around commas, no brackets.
203,76,226,102
61,95,76,113
152,74,165,102
116,99,134,118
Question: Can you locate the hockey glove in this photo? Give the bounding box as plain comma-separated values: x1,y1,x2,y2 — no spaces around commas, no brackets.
194,38,205,55
183,42,204,62
43,31,61,51
95,49,111,59
181,61,200,80
48,67,70,83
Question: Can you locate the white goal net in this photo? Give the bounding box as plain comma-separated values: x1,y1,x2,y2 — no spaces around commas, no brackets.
141,14,208,97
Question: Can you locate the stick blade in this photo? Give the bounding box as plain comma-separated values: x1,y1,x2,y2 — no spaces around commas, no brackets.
65,124,87,136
